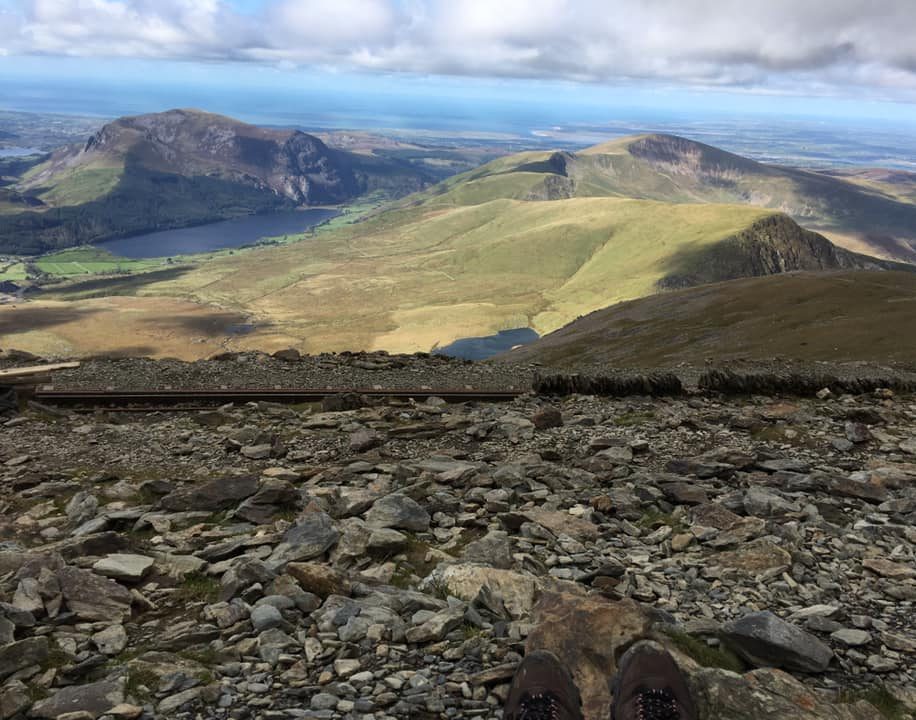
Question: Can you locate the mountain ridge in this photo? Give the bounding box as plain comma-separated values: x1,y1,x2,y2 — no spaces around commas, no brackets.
0,109,434,254
413,132,916,263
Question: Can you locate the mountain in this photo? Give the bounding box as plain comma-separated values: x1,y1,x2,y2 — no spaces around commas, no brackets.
500,270,916,366
20,131,914,357
408,134,916,263
0,109,434,254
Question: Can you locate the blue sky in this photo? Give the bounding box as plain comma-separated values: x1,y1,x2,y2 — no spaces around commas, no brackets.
2,0,916,130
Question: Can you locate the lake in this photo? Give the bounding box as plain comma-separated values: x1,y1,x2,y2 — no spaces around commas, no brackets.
0,147,41,157
435,327,539,361
97,209,339,258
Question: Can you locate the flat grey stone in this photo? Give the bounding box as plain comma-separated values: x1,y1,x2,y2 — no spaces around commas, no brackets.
365,494,430,532
93,554,154,582
31,679,124,719
830,628,872,647
721,611,833,673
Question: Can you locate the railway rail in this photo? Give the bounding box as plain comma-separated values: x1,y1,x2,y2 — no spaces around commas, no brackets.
29,387,526,411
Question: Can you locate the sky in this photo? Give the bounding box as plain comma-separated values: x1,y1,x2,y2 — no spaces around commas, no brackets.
2,0,916,128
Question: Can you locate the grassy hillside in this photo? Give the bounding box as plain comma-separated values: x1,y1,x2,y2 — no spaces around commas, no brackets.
500,271,916,367
35,197,896,355
406,134,916,264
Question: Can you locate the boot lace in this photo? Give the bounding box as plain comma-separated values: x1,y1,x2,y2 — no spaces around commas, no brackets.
635,688,680,720
517,691,564,720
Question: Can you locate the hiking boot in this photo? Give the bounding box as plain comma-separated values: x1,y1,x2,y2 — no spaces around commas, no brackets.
610,641,696,720
504,649,584,720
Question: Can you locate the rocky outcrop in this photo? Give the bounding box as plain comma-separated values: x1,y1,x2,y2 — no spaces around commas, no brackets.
77,109,361,205
658,214,911,291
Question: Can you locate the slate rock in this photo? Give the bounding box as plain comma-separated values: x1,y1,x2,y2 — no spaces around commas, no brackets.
30,679,124,719
662,482,708,506
287,562,351,598
0,636,48,679
58,566,132,621
219,558,276,601
405,607,464,643
159,474,259,512
692,666,880,720
92,554,154,582
461,530,514,569
721,611,833,672
268,511,340,568
92,624,128,655
234,479,300,524
251,604,284,631
0,679,30,719
831,628,872,647
531,407,563,429
365,494,430,532
349,428,383,452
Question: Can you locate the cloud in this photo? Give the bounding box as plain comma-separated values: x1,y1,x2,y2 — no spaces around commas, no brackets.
7,0,916,98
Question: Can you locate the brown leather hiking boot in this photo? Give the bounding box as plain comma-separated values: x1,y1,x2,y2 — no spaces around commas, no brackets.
504,650,584,720
610,641,696,720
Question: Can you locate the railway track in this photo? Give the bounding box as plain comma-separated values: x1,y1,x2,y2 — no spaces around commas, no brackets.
30,388,525,411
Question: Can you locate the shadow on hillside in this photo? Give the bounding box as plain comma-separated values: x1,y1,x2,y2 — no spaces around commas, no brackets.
141,312,270,337
0,305,102,333
85,346,159,359
40,267,192,299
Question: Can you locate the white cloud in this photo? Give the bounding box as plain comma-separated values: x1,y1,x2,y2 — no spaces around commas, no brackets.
7,0,916,97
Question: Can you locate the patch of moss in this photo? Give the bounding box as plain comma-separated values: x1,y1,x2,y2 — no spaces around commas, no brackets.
125,526,157,552
638,509,686,534
273,507,299,522
27,684,49,703
425,576,452,601
662,629,744,673
125,666,159,702
461,622,487,640
390,563,416,590
174,572,220,603
840,685,910,720
179,647,221,667
41,638,73,672
613,411,655,426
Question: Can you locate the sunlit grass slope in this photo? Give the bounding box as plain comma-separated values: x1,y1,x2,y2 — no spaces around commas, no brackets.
101,197,779,353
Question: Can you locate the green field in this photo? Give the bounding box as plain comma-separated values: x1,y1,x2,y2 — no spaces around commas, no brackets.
33,247,167,278
0,261,27,281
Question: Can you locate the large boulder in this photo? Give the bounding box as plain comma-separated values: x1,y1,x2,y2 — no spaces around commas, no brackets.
427,564,540,618
30,679,125,719
159,474,259,512
92,554,154,582
691,666,884,720
267,511,339,569
526,592,657,720
365,494,430,532
57,566,132,621
0,636,48,680
720,611,833,673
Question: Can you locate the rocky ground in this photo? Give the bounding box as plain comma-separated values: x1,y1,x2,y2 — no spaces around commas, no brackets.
2,351,536,394
1,358,915,719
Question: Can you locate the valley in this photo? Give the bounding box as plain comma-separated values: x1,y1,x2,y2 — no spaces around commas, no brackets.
2,114,916,364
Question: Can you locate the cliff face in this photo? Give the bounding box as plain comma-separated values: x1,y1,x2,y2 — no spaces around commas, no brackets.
657,214,910,290
78,109,360,205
